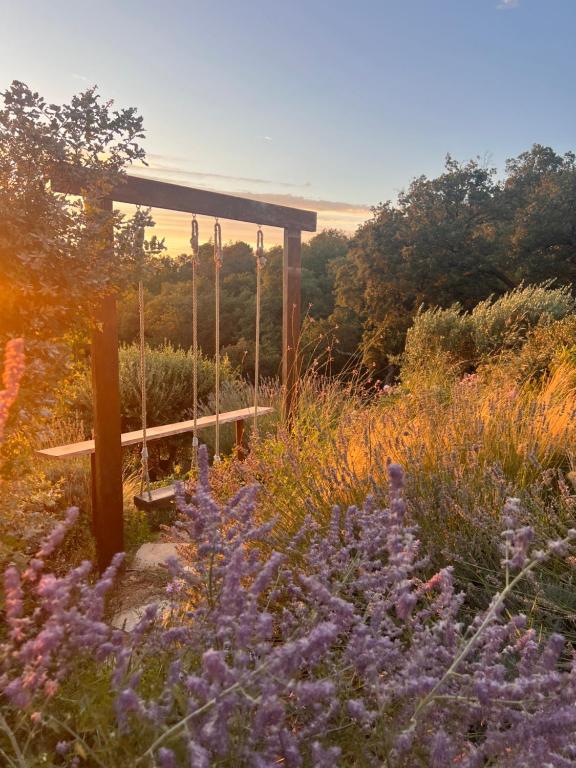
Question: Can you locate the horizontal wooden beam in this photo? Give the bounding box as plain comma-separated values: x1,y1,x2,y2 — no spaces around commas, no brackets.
37,406,274,459
51,166,317,232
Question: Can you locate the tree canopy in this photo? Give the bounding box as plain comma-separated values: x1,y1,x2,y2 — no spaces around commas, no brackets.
117,230,350,379
0,80,149,391
3,79,575,386
335,146,576,371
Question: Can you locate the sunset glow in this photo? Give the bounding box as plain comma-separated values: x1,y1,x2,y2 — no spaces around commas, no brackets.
2,1,576,764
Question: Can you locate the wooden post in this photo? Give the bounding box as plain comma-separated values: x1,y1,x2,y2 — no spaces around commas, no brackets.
90,198,124,572
235,419,247,460
90,453,97,532
283,228,302,425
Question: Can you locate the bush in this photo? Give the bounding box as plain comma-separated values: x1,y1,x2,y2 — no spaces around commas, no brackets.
471,282,575,356
495,313,576,382
403,303,475,374
55,343,276,478
1,415,98,568
60,343,236,434
402,283,575,380
402,305,474,390
1,414,164,566
2,449,576,766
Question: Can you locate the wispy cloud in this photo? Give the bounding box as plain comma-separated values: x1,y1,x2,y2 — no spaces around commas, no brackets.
132,155,311,190
496,0,520,10
71,73,90,82
124,154,371,247
238,191,370,217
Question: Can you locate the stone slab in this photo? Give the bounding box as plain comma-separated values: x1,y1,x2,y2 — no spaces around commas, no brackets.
132,541,192,570
111,600,172,632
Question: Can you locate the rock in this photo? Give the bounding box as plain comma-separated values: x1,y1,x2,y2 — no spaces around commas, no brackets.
111,600,172,632
110,541,196,632
132,541,192,570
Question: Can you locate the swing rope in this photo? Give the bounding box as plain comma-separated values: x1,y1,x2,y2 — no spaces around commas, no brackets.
136,228,152,499
213,219,223,462
191,216,200,468
253,226,266,435
138,219,263,478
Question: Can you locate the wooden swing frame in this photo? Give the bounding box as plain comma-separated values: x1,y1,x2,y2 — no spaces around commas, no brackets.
42,169,317,571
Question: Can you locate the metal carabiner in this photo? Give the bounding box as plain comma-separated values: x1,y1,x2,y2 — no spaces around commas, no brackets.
255,226,266,268
214,219,223,267
190,215,199,258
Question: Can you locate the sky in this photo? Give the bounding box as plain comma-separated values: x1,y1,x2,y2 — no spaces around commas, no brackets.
1,0,575,249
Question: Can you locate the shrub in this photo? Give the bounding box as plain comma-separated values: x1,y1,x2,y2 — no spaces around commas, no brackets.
1,415,156,566
2,448,576,766
60,343,235,434
495,314,576,382
403,303,475,375
1,415,97,566
402,283,576,381
52,343,243,477
471,282,575,356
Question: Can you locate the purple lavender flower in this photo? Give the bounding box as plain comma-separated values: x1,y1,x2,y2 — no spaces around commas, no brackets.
157,747,177,768
2,443,576,767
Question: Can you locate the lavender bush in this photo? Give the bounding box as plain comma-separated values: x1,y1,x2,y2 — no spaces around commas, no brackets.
2,442,576,766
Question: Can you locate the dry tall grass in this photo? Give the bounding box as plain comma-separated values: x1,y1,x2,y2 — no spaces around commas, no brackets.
349,357,576,488
217,353,576,632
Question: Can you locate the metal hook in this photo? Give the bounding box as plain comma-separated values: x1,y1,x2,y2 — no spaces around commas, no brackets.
190,215,199,258
255,225,266,268
214,220,223,266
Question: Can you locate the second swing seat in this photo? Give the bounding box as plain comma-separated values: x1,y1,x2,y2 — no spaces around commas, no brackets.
133,484,178,511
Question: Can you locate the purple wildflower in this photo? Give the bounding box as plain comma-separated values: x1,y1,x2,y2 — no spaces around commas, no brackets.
2,443,576,767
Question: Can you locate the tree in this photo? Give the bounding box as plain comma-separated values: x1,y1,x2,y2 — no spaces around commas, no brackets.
335,148,576,372
0,80,147,396
502,145,576,285
301,229,349,319
116,231,351,381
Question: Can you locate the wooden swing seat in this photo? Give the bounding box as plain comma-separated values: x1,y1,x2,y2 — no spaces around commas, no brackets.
133,484,180,512
36,406,273,459
38,405,273,512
